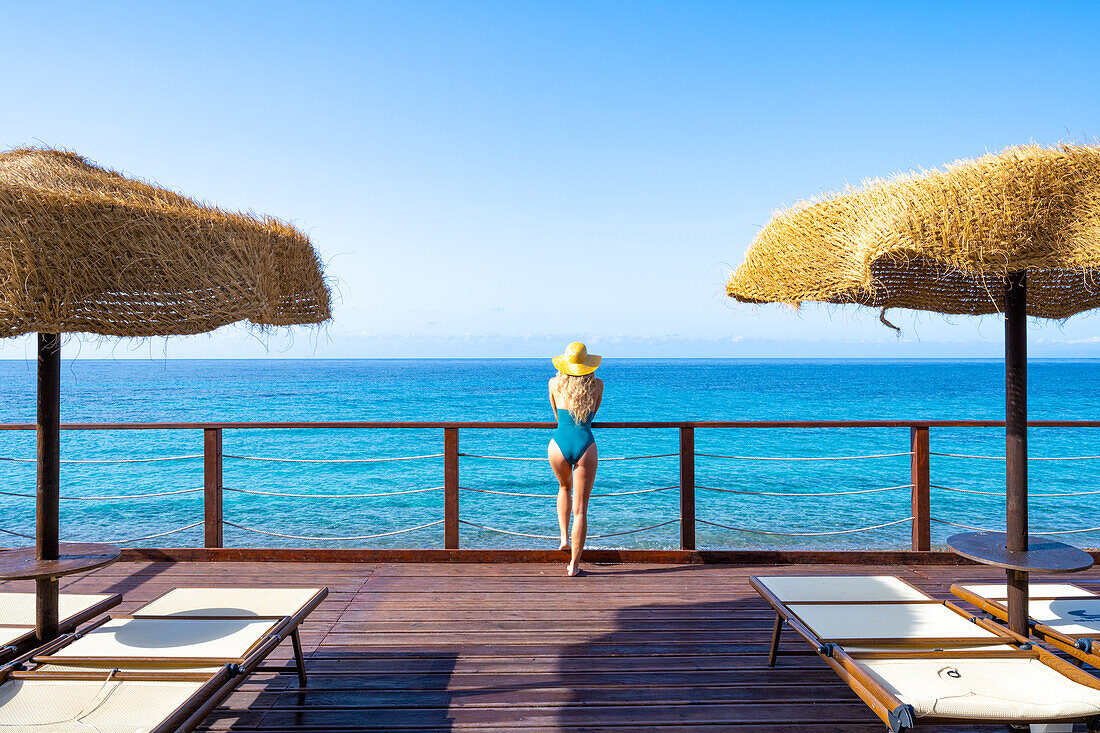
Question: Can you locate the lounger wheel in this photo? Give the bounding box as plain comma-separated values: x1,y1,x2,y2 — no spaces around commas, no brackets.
887,704,914,732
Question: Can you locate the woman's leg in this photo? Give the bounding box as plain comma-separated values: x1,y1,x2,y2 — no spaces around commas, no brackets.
567,443,598,576
548,440,573,551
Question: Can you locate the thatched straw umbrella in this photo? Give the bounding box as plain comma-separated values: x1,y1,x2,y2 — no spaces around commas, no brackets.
0,148,331,641
727,143,1100,636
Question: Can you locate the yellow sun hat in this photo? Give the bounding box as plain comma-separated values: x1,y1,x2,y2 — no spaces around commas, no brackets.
552,342,601,376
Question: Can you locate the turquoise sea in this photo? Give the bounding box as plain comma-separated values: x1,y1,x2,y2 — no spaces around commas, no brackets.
1,358,1099,551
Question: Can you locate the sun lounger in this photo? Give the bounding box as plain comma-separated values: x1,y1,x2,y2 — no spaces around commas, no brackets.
0,585,327,733
132,586,323,685
952,582,1100,667
752,575,1100,731
0,591,119,661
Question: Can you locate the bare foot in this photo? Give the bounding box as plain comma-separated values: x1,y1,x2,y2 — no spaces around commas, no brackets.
566,563,581,577
559,537,568,552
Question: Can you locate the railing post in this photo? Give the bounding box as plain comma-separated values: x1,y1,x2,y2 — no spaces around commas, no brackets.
204,428,223,549
679,427,695,551
910,426,930,551
444,427,459,549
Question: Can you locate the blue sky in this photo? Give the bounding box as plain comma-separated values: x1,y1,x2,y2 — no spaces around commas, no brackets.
4,1,1100,359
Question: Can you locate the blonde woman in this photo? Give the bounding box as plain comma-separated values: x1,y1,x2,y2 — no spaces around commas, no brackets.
548,342,604,577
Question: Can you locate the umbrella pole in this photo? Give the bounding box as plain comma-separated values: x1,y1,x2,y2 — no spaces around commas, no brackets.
1004,272,1028,636
36,332,60,642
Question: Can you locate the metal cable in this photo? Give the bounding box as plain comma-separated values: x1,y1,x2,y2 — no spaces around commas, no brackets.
695,451,912,462
458,453,676,462
696,517,914,536
224,453,443,464
0,528,33,539
0,487,203,500
459,484,679,499
223,485,444,499
223,519,443,541
698,483,911,498
0,455,203,464
458,518,680,540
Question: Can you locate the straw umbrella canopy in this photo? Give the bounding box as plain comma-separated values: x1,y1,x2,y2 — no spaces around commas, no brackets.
0,147,331,641
727,143,1100,635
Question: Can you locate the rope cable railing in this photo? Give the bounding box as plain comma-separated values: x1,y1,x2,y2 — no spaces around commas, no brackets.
107,522,204,544
458,452,677,462
696,517,915,537
223,453,444,464
4,420,1098,552
695,451,912,462
0,452,444,466
223,485,444,499
223,519,444,541
0,521,202,543
459,484,680,499
458,518,680,540
0,454,203,464
698,483,911,498
931,484,1100,498
0,485,446,501
930,452,1100,461
930,517,1100,536
0,487,203,500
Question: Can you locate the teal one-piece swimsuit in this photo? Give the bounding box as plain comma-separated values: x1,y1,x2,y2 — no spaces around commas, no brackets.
552,407,596,466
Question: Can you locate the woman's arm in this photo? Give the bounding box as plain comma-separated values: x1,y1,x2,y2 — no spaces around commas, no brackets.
592,378,604,415
548,378,559,419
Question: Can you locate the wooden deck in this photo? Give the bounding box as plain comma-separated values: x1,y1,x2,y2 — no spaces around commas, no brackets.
20,560,1097,732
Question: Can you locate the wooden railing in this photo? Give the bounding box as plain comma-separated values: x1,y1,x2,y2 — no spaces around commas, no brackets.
2,419,1099,551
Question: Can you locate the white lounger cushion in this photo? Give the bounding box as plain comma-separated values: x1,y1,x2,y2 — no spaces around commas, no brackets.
136,587,321,618
52,617,279,660
1027,598,1100,637
958,583,1096,600
0,678,202,732
862,656,1100,720
757,576,929,603
0,629,31,648
0,592,112,625
789,603,1001,642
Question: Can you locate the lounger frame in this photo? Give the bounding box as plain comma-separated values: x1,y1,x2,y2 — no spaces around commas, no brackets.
751,576,1100,732
952,583,1100,669
0,586,327,733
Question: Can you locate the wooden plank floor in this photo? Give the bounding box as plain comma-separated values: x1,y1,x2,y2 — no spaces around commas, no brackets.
11,560,1098,731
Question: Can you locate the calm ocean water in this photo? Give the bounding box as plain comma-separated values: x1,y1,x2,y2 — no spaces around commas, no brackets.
1,358,1099,551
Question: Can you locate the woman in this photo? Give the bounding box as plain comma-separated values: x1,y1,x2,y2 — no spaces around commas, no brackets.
548,342,604,577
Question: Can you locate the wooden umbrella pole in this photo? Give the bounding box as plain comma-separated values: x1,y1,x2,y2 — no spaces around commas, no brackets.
35,332,60,642
1004,272,1029,636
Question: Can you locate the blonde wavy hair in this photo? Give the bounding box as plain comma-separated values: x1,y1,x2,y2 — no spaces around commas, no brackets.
554,372,599,424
